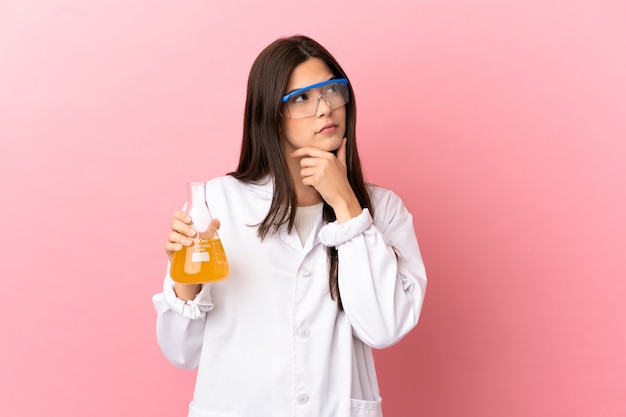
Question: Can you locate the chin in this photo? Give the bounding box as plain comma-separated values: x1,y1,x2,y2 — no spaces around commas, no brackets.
320,141,341,153
323,135,344,152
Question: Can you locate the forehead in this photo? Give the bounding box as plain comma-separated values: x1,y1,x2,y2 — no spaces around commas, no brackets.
287,58,334,91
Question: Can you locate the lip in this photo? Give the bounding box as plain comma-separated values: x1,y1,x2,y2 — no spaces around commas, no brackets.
317,123,338,134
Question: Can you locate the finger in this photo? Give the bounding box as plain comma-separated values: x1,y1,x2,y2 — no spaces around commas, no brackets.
165,233,186,259
173,210,192,224
171,219,197,237
164,240,185,261
291,146,331,159
298,157,322,168
301,176,317,188
165,242,183,253
299,167,318,180
212,218,221,230
169,230,194,246
336,138,347,168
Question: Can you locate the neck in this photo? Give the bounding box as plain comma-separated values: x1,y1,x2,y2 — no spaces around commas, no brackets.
285,151,323,207
296,187,323,206
292,172,323,207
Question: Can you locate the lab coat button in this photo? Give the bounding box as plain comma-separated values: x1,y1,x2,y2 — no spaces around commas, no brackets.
297,327,310,338
296,393,309,404
300,268,311,278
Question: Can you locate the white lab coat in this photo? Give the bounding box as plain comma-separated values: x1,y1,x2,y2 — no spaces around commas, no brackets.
153,175,427,417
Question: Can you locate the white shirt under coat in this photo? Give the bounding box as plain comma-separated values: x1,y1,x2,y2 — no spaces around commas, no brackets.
153,175,427,417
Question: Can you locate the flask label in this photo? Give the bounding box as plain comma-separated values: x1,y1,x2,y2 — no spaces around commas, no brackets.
192,238,211,262
192,251,210,262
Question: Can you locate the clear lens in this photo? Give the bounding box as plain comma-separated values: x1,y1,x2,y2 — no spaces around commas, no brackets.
283,81,349,119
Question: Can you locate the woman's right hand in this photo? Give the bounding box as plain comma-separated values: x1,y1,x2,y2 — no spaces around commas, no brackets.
166,211,202,301
165,211,221,301
165,210,197,261
164,211,221,260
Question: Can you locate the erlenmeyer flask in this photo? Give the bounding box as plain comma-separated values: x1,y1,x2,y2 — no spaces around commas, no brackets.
170,182,229,283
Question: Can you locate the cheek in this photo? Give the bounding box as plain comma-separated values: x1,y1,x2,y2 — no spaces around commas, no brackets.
338,124,346,138
337,107,347,126
281,121,309,144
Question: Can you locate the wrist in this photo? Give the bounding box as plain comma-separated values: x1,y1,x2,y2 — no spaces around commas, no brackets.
333,196,363,224
173,283,202,301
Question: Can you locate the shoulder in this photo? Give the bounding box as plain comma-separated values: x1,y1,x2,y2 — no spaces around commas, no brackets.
366,183,405,209
205,175,241,188
205,175,238,191
205,175,273,200
203,176,272,223
366,183,411,226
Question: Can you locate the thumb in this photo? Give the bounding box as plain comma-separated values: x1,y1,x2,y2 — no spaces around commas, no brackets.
336,138,347,168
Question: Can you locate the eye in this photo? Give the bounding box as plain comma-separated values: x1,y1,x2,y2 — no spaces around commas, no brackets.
289,93,309,104
323,83,338,95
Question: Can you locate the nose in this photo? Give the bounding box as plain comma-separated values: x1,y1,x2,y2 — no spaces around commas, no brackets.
314,95,333,116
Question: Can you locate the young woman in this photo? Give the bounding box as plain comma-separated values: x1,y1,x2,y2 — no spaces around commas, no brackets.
153,35,427,417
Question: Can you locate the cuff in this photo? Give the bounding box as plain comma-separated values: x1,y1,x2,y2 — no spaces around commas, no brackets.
318,208,373,247
160,275,214,320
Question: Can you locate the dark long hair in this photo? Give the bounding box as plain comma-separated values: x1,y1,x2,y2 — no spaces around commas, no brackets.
229,35,373,309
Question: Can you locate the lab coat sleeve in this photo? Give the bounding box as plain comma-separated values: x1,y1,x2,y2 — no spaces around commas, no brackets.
318,190,427,349
152,272,214,370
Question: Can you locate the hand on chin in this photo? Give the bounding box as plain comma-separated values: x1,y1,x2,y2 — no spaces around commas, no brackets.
317,134,344,153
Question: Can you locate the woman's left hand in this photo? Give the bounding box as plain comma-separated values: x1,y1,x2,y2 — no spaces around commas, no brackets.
291,138,363,223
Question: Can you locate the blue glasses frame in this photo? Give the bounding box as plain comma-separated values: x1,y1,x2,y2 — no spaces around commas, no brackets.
281,78,349,103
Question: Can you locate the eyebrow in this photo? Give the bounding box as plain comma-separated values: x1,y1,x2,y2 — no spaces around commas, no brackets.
284,76,337,96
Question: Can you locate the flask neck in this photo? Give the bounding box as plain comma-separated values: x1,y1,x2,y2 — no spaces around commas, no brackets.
187,182,207,207
186,182,212,232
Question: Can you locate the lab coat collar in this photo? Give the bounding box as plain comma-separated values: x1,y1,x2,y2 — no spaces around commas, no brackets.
246,175,324,253
244,175,274,201
277,212,323,253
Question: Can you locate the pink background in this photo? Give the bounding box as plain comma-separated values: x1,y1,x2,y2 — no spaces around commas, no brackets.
1,0,625,416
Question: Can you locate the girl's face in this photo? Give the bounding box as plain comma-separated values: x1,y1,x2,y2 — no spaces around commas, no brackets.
279,58,347,155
